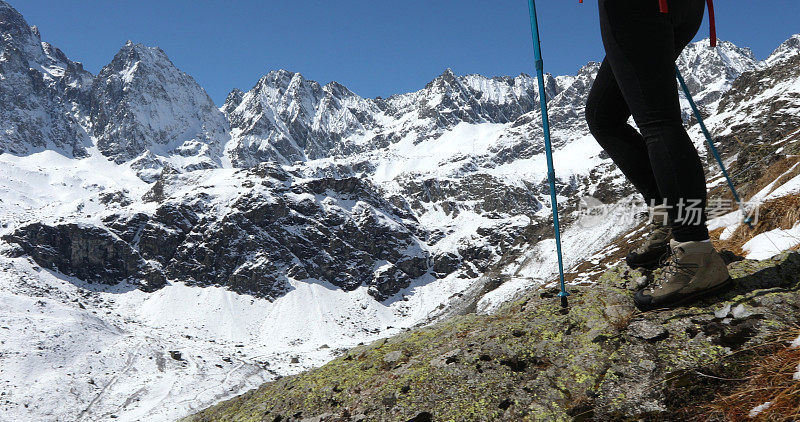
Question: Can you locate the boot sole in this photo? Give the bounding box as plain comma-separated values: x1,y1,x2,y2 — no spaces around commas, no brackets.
635,277,734,312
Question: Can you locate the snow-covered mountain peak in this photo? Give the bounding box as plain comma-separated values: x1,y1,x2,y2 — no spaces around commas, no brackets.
106,41,181,81
383,68,545,129
0,1,92,157
577,60,601,76
0,1,70,75
322,80,358,98
765,33,800,67
676,38,760,105
255,69,311,91
39,40,71,68
120,39,160,57
226,87,244,101
0,0,39,53
680,39,758,69
260,69,322,106
426,68,460,87
89,41,230,180
223,69,381,167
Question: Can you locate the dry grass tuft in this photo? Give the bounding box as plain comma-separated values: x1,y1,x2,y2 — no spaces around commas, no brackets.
710,226,743,256
703,328,800,421
710,194,800,256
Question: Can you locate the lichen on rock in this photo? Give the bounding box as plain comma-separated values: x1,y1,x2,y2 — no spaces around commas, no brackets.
182,250,800,421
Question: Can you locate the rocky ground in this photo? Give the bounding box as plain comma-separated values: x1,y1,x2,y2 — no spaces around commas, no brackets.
182,249,800,421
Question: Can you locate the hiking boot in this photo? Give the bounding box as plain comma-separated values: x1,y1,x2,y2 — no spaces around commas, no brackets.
626,205,672,270
634,239,732,311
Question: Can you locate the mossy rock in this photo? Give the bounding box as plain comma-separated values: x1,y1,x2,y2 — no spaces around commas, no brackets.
182,251,800,421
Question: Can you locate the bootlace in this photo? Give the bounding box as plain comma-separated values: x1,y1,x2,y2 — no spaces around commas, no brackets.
652,247,699,290
635,221,664,254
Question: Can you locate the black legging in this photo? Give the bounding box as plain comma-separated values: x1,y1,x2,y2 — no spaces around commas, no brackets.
586,0,709,241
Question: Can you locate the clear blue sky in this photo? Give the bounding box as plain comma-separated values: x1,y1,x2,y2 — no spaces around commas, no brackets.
14,0,799,105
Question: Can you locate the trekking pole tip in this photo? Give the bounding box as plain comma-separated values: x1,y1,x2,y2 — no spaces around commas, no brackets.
560,295,569,308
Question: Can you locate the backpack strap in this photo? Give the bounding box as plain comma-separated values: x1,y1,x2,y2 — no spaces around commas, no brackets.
707,0,717,47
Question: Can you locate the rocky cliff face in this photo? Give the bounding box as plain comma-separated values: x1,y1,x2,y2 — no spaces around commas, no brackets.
1,222,166,292
4,163,434,301
764,34,800,67
712,53,800,148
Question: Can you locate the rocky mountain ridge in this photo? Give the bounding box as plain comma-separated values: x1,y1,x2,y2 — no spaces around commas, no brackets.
2,0,799,304
0,0,230,181
5,0,781,180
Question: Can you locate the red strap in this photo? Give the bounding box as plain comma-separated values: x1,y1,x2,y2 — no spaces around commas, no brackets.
707,0,717,47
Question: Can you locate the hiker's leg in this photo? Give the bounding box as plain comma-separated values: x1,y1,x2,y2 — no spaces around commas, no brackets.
598,0,709,241
586,59,662,205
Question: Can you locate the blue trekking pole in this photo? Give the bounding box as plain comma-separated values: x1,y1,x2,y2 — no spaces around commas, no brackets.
675,66,754,228
527,0,569,308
